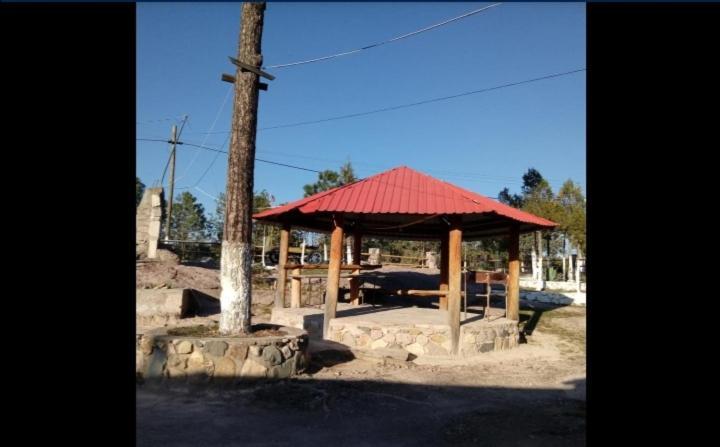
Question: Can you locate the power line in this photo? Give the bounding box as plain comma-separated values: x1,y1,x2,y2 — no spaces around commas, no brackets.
263,3,502,69
175,89,232,184
181,68,585,135
261,68,586,130
187,132,232,189
139,138,576,188
140,138,322,173
139,138,584,207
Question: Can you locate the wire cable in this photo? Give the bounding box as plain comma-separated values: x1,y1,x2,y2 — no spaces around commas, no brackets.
263,3,502,69
260,68,586,130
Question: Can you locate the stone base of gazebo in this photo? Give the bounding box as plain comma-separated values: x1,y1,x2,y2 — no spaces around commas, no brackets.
271,305,519,358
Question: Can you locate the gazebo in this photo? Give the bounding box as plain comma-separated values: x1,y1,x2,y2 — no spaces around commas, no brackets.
253,166,556,354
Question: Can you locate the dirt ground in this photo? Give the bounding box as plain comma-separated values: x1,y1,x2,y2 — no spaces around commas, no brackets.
137,263,585,445
137,300,586,446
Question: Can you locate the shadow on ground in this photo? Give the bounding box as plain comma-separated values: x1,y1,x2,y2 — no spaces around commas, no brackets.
137,374,585,447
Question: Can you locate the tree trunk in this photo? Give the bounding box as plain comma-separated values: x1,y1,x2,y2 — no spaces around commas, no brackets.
219,2,266,336
568,240,574,282
576,247,584,292
531,240,538,280
536,231,544,283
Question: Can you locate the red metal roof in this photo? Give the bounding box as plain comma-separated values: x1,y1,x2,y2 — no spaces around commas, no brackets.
254,166,556,228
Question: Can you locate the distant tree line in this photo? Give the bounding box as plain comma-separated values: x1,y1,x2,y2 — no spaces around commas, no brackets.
136,161,585,280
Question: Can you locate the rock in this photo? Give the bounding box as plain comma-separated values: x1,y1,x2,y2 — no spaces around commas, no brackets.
370,329,383,340
175,340,193,354
213,357,236,377
429,334,446,344
330,331,343,342
203,359,215,376
383,333,396,344
140,336,154,355
405,343,424,357
249,345,263,357
416,334,429,346
203,341,228,357
425,342,449,356
280,345,293,360
262,345,283,366
396,333,414,346
371,338,388,349
409,328,422,336
342,332,356,347
227,344,249,361
187,350,205,368
271,357,295,378
479,342,495,353
356,334,371,348
146,349,167,379
156,249,180,265
240,358,268,378
167,355,187,369
136,351,144,374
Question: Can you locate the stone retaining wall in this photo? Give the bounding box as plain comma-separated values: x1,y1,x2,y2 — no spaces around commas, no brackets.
136,325,309,384
327,318,519,358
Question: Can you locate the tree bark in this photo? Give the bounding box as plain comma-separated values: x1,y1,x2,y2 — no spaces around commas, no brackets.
219,2,266,335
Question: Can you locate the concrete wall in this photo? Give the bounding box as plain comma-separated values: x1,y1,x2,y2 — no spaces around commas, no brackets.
136,289,190,326
136,187,164,258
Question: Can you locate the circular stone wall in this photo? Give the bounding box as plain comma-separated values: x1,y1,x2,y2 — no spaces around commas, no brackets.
136,324,309,385
328,318,519,358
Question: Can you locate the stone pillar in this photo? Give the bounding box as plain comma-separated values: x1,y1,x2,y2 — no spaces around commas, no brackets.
136,187,164,259
368,248,380,266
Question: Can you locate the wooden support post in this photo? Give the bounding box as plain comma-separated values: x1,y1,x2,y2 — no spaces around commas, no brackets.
350,233,362,305
447,218,463,355
507,224,520,321
290,267,301,308
439,233,449,310
274,223,290,308
324,215,344,338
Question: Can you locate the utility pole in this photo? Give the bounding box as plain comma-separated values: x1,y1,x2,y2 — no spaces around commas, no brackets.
219,2,272,335
164,125,177,241
162,114,188,241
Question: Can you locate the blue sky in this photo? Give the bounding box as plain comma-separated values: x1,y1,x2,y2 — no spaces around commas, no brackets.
137,2,585,213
